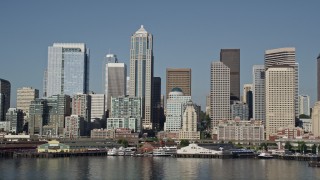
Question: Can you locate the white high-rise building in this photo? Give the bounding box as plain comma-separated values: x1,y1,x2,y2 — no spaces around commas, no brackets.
129,25,154,129
210,62,230,128
265,47,299,117
90,93,105,121
46,43,89,97
16,87,39,124
265,66,295,140
164,88,191,132
253,65,265,121
312,102,320,138
104,53,126,114
242,84,252,104
299,95,310,116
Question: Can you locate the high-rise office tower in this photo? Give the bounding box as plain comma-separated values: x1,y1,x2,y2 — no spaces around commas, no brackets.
265,47,299,117
299,95,310,116
317,54,320,101
90,93,105,121
246,90,253,120
312,101,320,138
16,87,39,124
72,94,91,136
129,25,154,130
242,84,252,104
206,94,211,116
210,62,230,128
46,43,89,97
43,69,47,97
253,65,265,121
166,68,191,99
220,49,240,100
265,66,295,140
0,78,11,121
152,77,163,131
164,88,191,132
6,108,24,133
104,53,126,115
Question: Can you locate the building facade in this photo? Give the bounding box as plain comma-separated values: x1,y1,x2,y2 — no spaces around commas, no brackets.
64,115,84,138
312,101,320,138
16,87,39,124
129,25,154,130
46,43,89,97
299,95,310,116
242,84,252,104
72,94,91,136
5,108,24,133
265,47,299,118
104,54,126,114
210,62,230,128
90,93,105,121
231,101,249,120
217,120,264,141
179,100,200,140
164,88,191,132
265,66,295,140
166,68,191,99
152,77,164,131
317,54,320,101
109,96,142,132
220,49,240,100
252,65,265,121
0,79,11,121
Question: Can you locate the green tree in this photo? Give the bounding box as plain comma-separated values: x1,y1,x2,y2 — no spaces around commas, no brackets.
117,139,129,148
180,139,190,147
312,144,317,154
260,143,268,151
299,114,310,119
297,141,307,154
284,141,292,151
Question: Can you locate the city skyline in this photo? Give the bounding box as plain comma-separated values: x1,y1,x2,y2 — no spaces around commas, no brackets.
1,1,320,109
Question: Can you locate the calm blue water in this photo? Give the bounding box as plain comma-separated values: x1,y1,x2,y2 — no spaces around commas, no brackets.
1,157,320,180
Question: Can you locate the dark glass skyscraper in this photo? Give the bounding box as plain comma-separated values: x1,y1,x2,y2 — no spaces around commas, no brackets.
0,78,11,121
220,49,240,100
317,54,320,101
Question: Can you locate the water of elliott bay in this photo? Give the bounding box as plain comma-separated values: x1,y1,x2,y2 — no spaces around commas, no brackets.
1,157,319,180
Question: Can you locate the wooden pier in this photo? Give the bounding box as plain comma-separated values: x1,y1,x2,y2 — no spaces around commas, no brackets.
0,151,108,158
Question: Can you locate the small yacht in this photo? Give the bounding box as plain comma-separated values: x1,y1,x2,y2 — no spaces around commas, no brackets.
118,147,125,156
124,147,137,156
258,152,273,159
107,148,118,156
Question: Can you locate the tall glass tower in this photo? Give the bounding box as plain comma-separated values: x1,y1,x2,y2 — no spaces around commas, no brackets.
46,43,89,97
129,25,154,130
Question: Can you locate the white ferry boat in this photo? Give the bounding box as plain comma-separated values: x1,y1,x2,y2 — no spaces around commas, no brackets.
153,146,177,156
107,148,118,156
177,143,223,155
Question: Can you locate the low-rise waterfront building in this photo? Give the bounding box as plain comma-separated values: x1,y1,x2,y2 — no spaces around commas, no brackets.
216,119,264,141
177,143,223,155
269,125,304,141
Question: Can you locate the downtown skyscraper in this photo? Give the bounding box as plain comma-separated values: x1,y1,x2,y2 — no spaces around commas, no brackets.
210,62,230,128
166,68,191,99
265,66,295,140
46,43,89,97
252,65,265,122
104,53,126,115
0,78,11,121
220,49,240,100
129,25,154,130
265,47,299,117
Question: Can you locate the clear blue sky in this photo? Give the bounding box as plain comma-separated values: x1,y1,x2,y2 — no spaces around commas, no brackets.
1,1,319,108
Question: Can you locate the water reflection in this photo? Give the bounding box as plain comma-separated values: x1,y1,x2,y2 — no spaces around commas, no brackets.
1,157,320,180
